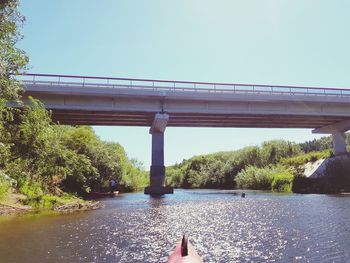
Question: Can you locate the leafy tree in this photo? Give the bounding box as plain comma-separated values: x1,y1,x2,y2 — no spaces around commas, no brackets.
260,140,301,165
0,0,28,175
0,0,28,102
299,136,332,153
166,166,184,187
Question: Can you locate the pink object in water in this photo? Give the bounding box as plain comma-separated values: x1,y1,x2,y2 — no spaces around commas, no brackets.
167,236,203,263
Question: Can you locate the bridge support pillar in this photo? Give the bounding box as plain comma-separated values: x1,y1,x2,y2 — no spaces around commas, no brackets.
144,114,173,195
312,122,349,156
332,132,347,156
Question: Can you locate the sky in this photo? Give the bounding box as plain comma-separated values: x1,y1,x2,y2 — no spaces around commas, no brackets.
18,0,350,168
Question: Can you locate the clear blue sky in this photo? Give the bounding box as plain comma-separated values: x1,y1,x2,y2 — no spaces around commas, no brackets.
18,1,350,168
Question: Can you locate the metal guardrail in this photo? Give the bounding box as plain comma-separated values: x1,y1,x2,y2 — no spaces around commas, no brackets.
18,73,350,97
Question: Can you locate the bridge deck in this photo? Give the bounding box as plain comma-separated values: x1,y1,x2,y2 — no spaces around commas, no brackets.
19,73,350,97
19,73,350,129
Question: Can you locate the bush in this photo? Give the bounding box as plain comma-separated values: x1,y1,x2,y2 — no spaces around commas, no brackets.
19,181,78,209
235,166,272,190
20,181,44,205
38,194,76,210
271,172,293,192
166,167,184,187
0,178,9,200
235,165,294,192
260,140,302,166
120,169,148,192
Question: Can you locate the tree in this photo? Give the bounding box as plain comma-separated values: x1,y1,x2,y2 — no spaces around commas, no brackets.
0,0,28,174
260,140,301,165
0,0,28,102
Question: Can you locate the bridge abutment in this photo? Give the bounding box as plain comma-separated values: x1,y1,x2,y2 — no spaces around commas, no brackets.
144,114,173,195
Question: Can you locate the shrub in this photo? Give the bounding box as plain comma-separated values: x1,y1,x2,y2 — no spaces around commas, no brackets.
166,167,184,187
20,181,44,206
0,178,9,200
271,172,293,192
235,165,294,192
19,181,78,209
235,166,273,190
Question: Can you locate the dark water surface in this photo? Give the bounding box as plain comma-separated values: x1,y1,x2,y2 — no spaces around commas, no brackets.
0,189,350,263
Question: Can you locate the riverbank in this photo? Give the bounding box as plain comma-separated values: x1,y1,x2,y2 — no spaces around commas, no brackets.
0,190,103,217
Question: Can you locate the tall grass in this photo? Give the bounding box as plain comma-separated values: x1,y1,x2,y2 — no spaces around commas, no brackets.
0,172,10,200
0,180,9,200
19,181,80,209
280,150,332,167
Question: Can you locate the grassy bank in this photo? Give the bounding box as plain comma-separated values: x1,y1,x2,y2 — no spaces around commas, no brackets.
0,180,102,216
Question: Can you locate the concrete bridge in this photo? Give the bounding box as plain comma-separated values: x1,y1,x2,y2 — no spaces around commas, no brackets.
18,73,350,194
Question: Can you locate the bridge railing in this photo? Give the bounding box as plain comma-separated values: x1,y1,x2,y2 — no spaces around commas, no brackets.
17,73,350,97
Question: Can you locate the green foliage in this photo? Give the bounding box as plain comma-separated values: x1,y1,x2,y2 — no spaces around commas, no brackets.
280,150,332,167
0,0,29,102
235,166,271,190
0,1,28,192
182,156,212,188
59,150,98,195
0,97,145,203
60,126,147,192
0,173,10,200
235,165,294,192
19,181,81,209
299,136,332,153
271,172,293,192
167,140,300,190
166,167,184,187
121,169,148,192
166,138,347,193
20,181,44,205
0,1,147,211
260,140,302,166
0,140,11,169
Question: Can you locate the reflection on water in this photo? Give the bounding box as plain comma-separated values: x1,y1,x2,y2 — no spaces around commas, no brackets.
0,190,350,262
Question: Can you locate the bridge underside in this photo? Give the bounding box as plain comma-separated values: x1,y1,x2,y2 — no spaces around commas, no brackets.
51,109,348,129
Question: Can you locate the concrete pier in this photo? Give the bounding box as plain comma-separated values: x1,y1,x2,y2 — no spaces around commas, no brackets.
313,122,349,156
144,114,173,195
332,132,347,155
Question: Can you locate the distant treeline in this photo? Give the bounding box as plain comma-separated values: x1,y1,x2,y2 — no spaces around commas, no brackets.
166,136,350,193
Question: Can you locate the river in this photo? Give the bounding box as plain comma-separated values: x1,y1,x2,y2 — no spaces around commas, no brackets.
0,189,349,262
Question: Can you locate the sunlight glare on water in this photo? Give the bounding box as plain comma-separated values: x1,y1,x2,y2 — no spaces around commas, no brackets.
0,190,349,262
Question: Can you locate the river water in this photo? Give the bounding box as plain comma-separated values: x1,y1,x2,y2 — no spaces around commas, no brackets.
0,189,349,263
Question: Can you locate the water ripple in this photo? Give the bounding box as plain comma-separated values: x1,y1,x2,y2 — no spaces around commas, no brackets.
0,190,349,262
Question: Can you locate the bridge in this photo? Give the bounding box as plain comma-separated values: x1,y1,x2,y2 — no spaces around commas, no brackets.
18,73,350,194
